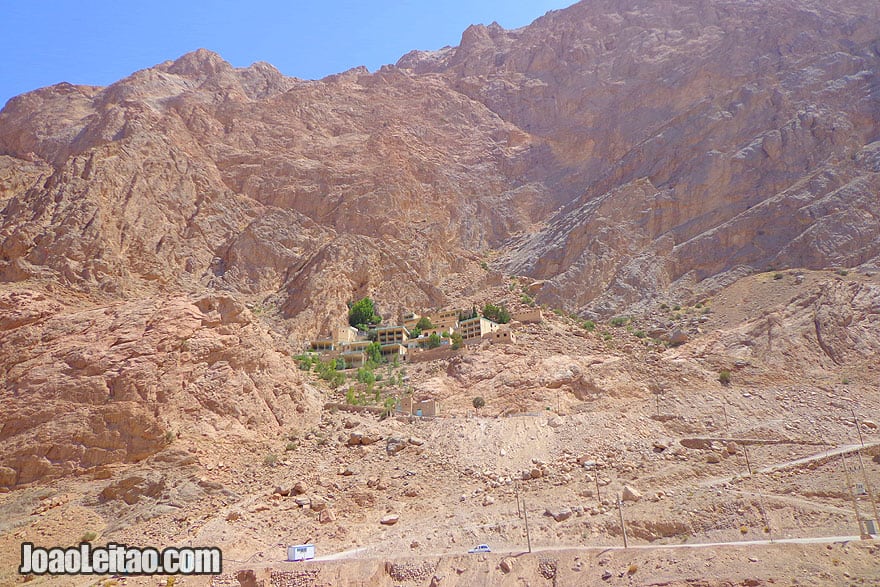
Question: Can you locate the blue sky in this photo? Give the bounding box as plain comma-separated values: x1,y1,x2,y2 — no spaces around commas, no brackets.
1,1,570,108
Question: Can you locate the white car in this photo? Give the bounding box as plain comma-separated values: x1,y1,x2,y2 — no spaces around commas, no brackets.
468,544,491,554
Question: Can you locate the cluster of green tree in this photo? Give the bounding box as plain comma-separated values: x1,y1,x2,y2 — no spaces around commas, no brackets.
294,354,345,387
481,303,510,324
348,297,381,331
409,316,435,337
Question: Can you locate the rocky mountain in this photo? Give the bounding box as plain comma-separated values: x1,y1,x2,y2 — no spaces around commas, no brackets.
2,0,878,327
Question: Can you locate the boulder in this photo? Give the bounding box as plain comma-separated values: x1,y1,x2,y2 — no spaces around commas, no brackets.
545,507,573,522
387,438,407,455
500,558,515,573
318,509,335,524
622,485,642,502
380,514,399,525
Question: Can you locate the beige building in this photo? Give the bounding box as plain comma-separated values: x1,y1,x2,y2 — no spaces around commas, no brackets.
429,308,461,331
512,308,543,324
402,312,421,330
458,316,500,343
309,338,335,352
380,343,407,362
335,325,360,343
340,350,367,369
483,326,516,345
343,340,372,352
376,326,410,346
398,396,440,417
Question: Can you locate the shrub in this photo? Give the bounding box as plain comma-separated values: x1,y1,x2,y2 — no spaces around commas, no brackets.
634,330,646,338
357,367,376,385
610,316,629,327
81,531,98,542
366,342,382,365
348,297,381,329
627,564,638,575
480,261,489,270
415,316,435,330
482,303,511,324
472,396,486,409
773,273,784,280
426,332,442,349
520,293,535,306
673,304,681,311
263,453,278,466
451,332,463,350
285,441,298,451
837,269,849,276
740,525,749,534
582,320,596,332
718,369,731,385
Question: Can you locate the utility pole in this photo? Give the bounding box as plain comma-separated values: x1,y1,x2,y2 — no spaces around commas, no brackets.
851,409,879,531
852,408,866,447
617,495,628,549
842,453,866,537
594,473,601,503
515,483,521,519
721,404,730,428
743,444,753,476
522,496,532,553
757,490,772,542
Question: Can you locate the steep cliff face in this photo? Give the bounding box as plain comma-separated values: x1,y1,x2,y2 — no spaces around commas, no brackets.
2,2,878,322
0,288,322,489
399,0,880,314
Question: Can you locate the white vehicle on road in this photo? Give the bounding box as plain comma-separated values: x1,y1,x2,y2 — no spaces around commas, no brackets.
468,544,491,554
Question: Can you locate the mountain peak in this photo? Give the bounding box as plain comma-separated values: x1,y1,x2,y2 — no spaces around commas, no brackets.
164,48,230,78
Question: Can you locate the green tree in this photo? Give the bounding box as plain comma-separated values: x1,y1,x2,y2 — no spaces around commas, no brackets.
426,332,442,349
357,367,376,385
415,316,435,330
348,297,381,329
366,341,382,365
451,332,463,350
482,303,510,324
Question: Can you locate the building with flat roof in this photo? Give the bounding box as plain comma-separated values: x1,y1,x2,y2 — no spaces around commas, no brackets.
335,325,360,343
458,316,500,343
379,343,407,362
483,326,516,345
429,308,461,330
397,396,440,417
340,350,367,369
376,326,410,346
309,339,335,352
402,312,421,330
